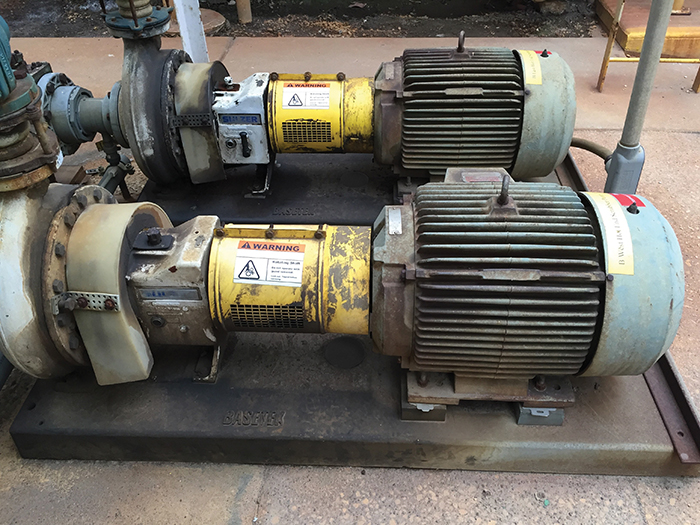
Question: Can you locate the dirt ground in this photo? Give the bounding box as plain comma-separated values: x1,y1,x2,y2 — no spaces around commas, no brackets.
0,0,600,38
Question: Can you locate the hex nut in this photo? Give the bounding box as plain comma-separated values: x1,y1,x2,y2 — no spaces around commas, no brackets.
63,212,76,228
68,333,80,350
76,297,89,309
93,188,103,201
56,313,70,328
59,296,77,311
146,227,162,246
52,279,64,294
54,243,66,258
76,194,88,209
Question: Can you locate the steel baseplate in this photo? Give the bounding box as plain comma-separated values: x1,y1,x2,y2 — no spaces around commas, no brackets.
9,153,700,474
9,332,700,476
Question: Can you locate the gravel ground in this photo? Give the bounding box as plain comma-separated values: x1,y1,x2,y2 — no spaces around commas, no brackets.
0,0,600,38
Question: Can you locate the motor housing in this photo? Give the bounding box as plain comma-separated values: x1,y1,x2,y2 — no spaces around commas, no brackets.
374,46,576,179
371,169,683,378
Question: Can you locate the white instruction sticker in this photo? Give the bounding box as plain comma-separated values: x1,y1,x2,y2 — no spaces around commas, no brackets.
282,82,331,110
583,192,634,275
518,50,543,85
234,240,305,287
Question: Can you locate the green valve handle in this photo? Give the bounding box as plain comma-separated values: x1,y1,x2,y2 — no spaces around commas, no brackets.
0,16,16,101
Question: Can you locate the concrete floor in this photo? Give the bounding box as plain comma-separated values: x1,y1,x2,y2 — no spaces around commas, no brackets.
1,36,700,524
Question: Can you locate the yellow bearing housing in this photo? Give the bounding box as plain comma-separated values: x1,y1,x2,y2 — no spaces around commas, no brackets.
267,74,374,153
209,224,371,335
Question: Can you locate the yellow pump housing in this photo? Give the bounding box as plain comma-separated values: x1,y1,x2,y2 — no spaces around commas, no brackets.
209,224,371,335
267,74,374,154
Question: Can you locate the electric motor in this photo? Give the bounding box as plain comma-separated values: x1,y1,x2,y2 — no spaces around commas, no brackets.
371,169,684,379
374,45,576,179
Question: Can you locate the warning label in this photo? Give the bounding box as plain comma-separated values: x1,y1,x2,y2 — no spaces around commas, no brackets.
238,260,260,280
234,240,306,287
583,193,634,276
610,193,646,208
282,82,331,110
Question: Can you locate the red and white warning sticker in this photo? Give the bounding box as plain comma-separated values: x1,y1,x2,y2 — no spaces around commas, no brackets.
610,193,646,208
234,240,306,287
282,82,331,110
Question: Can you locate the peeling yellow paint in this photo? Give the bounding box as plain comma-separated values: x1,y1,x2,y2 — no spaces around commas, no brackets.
209,224,371,335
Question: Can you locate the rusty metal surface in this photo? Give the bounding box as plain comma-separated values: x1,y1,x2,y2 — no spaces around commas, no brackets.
0,87,60,182
407,371,574,407
645,352,700,464
10,331,699,475
0,163,53,192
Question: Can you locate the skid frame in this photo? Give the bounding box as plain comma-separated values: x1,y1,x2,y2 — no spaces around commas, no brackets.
9,153,700,474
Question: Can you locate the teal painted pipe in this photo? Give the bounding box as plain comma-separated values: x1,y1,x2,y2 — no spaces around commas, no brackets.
0,16,16,101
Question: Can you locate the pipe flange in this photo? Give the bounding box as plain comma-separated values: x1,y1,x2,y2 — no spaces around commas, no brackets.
119,39,192,184
0,92,61,182
0,163,54,192
41,185,116,366
107,81,128,147
104,6,172,39
39,72,95,154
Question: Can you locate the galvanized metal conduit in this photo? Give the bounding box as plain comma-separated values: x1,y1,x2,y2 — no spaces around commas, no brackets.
605,0,675,193
620,0,675,148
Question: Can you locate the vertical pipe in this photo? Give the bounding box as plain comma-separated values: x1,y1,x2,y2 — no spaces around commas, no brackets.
604,0,675,193
173,0,209,63
619,0,675,148
237,0,253,24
